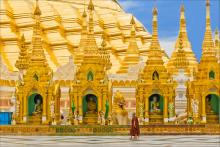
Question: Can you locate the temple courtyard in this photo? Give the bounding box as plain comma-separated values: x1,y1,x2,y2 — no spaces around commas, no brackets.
0,135,219,147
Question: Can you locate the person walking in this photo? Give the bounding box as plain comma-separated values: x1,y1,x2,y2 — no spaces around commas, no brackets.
130,113,140,140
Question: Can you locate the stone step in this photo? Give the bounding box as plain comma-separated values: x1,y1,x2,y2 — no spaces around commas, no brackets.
207,114,219,124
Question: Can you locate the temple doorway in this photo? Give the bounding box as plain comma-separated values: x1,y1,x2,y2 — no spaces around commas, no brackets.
82,94,98,124
206,94,219,123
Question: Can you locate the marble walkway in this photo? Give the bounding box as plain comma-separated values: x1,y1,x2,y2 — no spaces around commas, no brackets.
0,135,219,147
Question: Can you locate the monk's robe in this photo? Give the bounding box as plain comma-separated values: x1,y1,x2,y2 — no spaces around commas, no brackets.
130,117,140,136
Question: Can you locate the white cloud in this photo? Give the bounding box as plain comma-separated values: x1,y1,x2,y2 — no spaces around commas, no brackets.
160,37,176,57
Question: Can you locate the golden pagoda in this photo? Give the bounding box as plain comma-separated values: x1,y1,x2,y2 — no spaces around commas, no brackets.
136,7,174,124
14,0,60,125
69,0,112,125
189,0,220,124
167,4,198,77
117,16,139,73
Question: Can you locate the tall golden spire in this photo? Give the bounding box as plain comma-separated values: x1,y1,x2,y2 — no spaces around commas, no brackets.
75,2,88,65
83,0,99,61
127,16,139,55
15,34,29,70
151,7,161,50
146,7,164,62
167,4,198,77
141,6,168,82
175,4,190,49
202,0,214,52
30,0,46,63
117,16,139,73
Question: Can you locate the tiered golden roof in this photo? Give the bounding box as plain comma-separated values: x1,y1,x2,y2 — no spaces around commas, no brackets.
117,16,139,73
0,0,155,73
76,0,110,82
23,0,51,83
196,0,219,81
167,4,197,76
141,7,168,82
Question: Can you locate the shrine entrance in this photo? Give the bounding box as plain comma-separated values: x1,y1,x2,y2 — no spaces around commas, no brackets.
205,94,220,124
82,94,98,124
148,94,164,124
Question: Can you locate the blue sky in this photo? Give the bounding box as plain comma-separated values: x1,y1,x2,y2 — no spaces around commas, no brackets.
118,0,220,61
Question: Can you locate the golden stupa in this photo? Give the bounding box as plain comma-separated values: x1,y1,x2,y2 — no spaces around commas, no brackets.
0,0,171,74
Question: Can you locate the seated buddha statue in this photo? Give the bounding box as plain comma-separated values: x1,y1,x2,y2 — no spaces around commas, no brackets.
206,98,213,113
32,99,42,116
86,97,97,115
84,97,97,124
150,96,160,113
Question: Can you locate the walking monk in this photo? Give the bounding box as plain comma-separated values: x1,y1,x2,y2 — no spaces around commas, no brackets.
130,113,140,140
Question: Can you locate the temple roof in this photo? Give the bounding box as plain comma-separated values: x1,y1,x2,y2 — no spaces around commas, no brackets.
0,0,165,74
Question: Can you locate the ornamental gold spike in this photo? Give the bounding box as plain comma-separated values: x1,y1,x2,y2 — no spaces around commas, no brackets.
151,6,161,50
202,0,214,51
175,4,190,49
88,0,94,11
34,0,41,16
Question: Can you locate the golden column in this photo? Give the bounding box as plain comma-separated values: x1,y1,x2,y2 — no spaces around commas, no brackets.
23,93,27,123
42,93,47,123
201,95,206,123
78,93,83,123
144,93,149,124
163,95,168,123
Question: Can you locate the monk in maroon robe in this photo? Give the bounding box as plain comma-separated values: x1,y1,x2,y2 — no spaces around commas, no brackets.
130,113,140,140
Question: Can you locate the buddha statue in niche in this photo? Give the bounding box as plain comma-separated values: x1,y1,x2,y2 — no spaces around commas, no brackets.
32,98,42,116
150,96,160,113
87,97,97,114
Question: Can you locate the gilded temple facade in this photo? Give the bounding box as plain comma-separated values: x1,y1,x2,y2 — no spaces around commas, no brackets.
0,0,219,125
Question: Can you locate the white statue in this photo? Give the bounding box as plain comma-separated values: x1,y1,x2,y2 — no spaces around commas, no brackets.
192,99,199,115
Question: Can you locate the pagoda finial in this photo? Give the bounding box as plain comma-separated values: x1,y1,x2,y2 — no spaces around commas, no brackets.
151,6,160,50
34,0,41,16
127,15,138,55
83,0,87,17
180,4,186,31
130,15,135,25
174,3,191,49
88,0,94,11
202,0,214,51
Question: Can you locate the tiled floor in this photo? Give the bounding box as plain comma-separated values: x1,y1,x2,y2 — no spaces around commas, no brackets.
0,135,219,147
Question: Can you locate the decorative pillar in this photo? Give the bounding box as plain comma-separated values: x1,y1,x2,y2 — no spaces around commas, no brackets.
23,93,27,123
163,95,168,123
78,93,83,124
144,93,149,124
201,95,206,123
42,93,47,123
102,91,106,113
